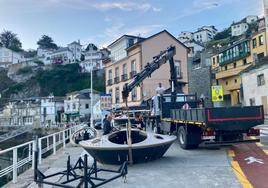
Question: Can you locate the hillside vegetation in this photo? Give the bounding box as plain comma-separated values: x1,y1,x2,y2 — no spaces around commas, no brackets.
0,64,105,104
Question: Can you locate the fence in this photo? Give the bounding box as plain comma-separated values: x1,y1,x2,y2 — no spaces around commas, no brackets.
0,124,84,185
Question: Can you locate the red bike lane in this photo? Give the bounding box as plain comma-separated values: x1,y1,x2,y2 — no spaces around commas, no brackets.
231,143,268,188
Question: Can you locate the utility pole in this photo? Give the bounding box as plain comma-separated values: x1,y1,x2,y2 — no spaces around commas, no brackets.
90,67,93,127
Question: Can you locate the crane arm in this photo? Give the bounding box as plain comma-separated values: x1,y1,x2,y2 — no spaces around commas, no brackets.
122,45,181,101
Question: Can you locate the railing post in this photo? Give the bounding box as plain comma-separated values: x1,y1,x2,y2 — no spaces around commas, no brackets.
53,134,56,155
32,139,37,169
47,137,49,151
28,143,31,161
12,147,18,183
63,131,66,148
38,138,42,164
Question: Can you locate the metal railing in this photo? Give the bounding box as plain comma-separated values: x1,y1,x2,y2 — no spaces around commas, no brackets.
0,124,84,184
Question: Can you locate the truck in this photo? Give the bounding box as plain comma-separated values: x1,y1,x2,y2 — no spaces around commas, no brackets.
122,46,264,149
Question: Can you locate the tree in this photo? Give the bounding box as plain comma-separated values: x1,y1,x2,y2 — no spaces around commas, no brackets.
37,35,58,49
0,30,22,51
213,27,231,40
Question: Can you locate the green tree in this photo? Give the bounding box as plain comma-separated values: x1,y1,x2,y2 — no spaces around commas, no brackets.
213,27,231,40
37,35,58,49
0,30,22,51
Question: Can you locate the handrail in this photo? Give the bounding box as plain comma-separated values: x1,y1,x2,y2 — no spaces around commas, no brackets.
0,124,85,185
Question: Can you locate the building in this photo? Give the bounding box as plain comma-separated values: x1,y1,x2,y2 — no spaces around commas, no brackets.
7,98,41,127
80,44,109,72
231,15,258,37
241,58,268,117
40,95,64,127
104,30,189,108
188,50,213,107
50,41,82,64
193,26,217,43
37,48,54,65
178,31,193,43
184,40,204,56
0,47,24,68
64,89,100,122
211,29,267,106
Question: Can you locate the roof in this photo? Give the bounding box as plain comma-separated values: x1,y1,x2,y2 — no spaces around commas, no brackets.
107,35,145,48
67,88,99,96
126,30,189,51
231,18,248,26
51,47,71,54
68,41,81,46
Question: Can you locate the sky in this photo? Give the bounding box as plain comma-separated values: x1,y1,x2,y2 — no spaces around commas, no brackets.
0,0,264,50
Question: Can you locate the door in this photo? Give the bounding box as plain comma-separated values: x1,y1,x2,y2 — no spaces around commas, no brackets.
261,96,268,116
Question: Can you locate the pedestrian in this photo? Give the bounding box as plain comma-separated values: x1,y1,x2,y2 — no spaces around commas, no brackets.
156,82,165,95
103,115,113,135
103,114,108,124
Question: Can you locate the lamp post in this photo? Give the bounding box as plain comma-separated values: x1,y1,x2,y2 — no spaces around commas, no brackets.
90,67,93,127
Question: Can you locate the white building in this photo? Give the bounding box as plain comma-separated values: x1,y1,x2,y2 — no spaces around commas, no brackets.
241,60,268,117
184,40,204,56
64,89,100,122
178,31,193,43
80,43,103,72
40,95,64,127
48,41,82,65
193,26,217,43
231,15,258,37
37,48,54,65
0,47,24,68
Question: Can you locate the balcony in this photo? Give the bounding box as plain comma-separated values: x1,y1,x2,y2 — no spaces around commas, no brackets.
177,72,183,79
114,77,120,84
121,74,128,81
107,79,113,86
129,71,137,78
216,63,251,79
219,52,250,66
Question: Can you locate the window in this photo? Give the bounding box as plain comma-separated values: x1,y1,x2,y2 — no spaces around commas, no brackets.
131,60,136,72
213,57,215,65
249,98,255,106
233,62,237,68
115,67,119,78
224,65,227,71
175,60,182,77
123,64,127,75
85,104,89,109
257,52,265,60
108,70,112,80
257,74,265,86
253,38,257,48
243,59,247,65
216,56,219,64
115,87,120,103
131,87,137,101
259,35,264,46
73,103,76,110
234,79,237,83
67,104,70,110
226,81,228,85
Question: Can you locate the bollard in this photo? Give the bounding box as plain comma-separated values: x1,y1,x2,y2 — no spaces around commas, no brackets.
12,147,18,183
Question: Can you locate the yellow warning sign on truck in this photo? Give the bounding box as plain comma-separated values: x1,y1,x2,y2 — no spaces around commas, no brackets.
211,86,224,102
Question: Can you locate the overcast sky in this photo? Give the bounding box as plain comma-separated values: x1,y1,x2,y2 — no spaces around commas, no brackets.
0,0,263,50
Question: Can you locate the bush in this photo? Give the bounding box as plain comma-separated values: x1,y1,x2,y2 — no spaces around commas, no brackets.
17,67,33,74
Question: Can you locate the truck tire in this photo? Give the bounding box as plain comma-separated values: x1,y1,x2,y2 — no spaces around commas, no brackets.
178,126,199,149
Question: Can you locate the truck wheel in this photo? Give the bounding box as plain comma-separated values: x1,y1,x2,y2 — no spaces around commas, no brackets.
178,126,199,149
178,126,189,149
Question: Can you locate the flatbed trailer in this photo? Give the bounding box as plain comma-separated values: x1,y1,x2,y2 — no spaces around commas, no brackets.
157,94,264,149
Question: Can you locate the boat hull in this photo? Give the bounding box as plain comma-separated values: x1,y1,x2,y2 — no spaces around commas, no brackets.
80,129,176,164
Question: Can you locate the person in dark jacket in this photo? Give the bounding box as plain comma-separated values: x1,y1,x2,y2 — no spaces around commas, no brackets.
103,115,112,135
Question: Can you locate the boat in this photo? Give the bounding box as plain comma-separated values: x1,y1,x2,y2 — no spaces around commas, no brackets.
70,126,98,146
79,128,176,164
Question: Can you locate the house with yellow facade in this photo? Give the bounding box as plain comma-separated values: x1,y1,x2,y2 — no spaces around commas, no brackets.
211,23,267,106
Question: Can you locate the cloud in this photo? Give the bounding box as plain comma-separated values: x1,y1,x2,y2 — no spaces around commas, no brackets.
93,2,161,12
99,22,163,47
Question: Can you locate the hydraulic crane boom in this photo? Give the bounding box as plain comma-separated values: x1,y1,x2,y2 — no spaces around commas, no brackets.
122,46,182,101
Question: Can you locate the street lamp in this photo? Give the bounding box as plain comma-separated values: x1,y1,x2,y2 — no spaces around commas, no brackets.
90,67,93,127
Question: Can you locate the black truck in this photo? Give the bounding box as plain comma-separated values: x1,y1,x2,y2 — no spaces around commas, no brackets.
122,46,264,149
159,93,264,149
